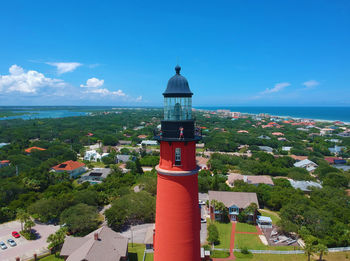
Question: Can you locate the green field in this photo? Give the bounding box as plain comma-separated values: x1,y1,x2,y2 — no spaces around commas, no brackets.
128,243,145,261
235,222,258,233
234,251,350,261
235,233,295,251
211,221,232,249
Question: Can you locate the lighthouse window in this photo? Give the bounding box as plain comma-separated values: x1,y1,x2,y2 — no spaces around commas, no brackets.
175,148,181,165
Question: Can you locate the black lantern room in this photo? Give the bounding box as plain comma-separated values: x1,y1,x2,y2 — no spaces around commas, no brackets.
155,65,201,141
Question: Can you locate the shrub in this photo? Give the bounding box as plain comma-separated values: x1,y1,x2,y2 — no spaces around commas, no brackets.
241,246,251,255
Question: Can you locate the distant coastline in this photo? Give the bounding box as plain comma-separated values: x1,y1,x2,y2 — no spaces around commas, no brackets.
196,106,350,124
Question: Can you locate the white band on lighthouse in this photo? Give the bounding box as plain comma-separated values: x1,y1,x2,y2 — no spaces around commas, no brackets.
156,165,200,176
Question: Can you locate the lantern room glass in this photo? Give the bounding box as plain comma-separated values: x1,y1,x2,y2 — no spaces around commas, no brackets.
164,97,192,121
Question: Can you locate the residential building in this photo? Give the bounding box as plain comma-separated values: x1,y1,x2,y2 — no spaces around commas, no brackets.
258,146,273,153
0,143,10,148
272,132,284,136
118,140,132,145
25,146,46,153
140,140,158,146
293,159,318,172
282,146,292,152
79,168,112,184
0,160,10,168
116,155,136,163
196,156,209,170
290,155,308,161
226,173,274,187
51,160,86,178
329,145,345,154
143,225,155,250
288,179,322,194
60,226,128,261
324,157,346,165
208,191,259,222
84,150,109,162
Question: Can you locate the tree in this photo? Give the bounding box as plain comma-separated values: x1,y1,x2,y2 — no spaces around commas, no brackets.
207,222,219,248
16,209,30,231
304,236,317,261
24,219,35,232
47,227,68,250
60,203,98,235
315,243,328,261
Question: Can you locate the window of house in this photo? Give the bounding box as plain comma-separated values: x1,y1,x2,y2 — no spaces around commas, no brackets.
175,148,181,166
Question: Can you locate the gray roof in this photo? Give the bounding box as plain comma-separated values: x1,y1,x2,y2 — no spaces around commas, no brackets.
294,159,317,168
163,65,193,97
81,168,112,179
288,179,322,192
116,155,133,162
60,226,128,261
258,146,273,153
208,191,259,209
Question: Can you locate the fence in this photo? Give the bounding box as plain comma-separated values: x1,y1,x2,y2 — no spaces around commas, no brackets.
18,249,51,261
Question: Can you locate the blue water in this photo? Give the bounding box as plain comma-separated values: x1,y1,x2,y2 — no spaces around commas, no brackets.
197,106,350,123
0,110,88,120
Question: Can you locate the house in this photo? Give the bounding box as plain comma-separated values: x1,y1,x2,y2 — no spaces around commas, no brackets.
84,150,109,162
320,128,334,135
226,173,274,187
278,137,287,141
51,160,86,178
116,155,136,163
208,191,259,222
272,132,284,136
0,143,10,148
118,140,132,146
282,146,292,152
324,157,346,165
79,168,112,184
140,140,158,146
60,226,128,261
196,156,209,170
25,146,46,153
0,160,10,168
293,159,318,172
258,135,271,140
258,146,273,153
288,179,322,194
137,135,148,139
237,130,249,134
329,145,345,154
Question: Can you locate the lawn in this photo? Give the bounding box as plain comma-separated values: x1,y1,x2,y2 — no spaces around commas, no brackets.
128,243,145,261
235,222,257,233
234,252,350,261
38,254,64,261
258,209,281,225
144,253,154,261
234,233,295,251
210,220,232,249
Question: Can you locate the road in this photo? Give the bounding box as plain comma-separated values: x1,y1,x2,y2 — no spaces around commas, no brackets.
0,221,59,261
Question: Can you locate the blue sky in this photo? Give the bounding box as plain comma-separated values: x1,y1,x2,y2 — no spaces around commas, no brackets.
0,0,349,106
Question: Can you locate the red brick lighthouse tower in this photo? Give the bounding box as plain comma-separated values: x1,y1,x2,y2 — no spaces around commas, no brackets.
154,65,201,261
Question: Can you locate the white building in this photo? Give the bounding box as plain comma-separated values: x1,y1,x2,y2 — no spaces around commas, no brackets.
293,159,318,172
84,150,109,162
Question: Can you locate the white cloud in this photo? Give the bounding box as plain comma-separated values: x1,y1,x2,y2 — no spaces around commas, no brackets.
84,88,126,97
136,96,142,102
261,82,291,94
46,62,82,74
303,80,319,88
80,77,104,88
0,65,65,94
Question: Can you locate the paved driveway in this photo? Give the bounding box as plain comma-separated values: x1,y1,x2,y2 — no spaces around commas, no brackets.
0,221,59,261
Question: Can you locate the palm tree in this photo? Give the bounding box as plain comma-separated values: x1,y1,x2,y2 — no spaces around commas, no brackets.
304,241,316,261
47,227,68,250
16,209,29,231
315,244,328,261
24,219,35,233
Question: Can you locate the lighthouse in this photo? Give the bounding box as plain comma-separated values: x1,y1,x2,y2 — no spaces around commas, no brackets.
154,65,201,261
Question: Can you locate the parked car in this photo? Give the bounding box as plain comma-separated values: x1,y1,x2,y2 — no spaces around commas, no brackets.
12,231,20,238
201,218,207,223
7,239,16,247
0,241,7,250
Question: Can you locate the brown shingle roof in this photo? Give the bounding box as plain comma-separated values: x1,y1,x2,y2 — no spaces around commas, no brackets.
60,226,128,261
209,191,259,209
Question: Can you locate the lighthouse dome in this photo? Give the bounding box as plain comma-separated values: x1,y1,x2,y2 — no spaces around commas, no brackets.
163,65,193,97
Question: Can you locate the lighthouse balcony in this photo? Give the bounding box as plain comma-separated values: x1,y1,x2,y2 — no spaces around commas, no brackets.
154,120,202,142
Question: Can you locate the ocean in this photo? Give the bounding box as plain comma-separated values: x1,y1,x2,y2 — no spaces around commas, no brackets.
197,106,350,123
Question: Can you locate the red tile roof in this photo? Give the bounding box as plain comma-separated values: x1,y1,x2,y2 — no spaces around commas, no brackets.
0,160,10,164
324,157,342,164
52,160,85,171
25,147,46,153
290,155,308,161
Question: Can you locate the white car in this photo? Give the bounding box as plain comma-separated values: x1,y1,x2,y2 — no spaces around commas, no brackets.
201,218,207,223
7,239,16,247
0,241,7,250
